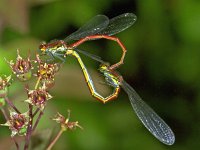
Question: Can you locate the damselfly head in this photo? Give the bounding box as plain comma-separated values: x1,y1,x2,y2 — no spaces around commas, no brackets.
39,42,47,54
99,63,110,73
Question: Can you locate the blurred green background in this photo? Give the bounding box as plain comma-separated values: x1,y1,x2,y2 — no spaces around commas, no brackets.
1,0,200,149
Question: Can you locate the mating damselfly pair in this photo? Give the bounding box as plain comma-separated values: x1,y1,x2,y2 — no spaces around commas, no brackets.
39,13,175,145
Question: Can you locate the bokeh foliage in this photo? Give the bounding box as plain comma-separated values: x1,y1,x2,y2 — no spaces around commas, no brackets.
0,0,200,149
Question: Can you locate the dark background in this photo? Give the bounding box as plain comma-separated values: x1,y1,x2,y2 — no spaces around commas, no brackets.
0,0,200,149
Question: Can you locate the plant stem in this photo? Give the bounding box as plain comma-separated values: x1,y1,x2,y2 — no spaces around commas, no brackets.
4,97,21,114
32,110,43,131
12,137,19,150
24,104,33,150
0,108,9,120
46,129,64,150
24,76,41,150
24,107,32,150
34,76,41,90
33,108,40,117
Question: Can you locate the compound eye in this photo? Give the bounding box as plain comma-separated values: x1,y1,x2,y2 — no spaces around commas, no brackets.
39,43,47,52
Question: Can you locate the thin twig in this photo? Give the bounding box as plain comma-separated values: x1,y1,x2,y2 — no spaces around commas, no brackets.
32,110,43,132
4,97,21,114
24,104,33,150
34,76,41,90
0,108,9,120
33,108,40,117
12,137,19,150
46,129,64,150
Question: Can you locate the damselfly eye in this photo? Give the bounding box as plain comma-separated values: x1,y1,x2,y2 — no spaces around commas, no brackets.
99,63,109,72
39,43,47,52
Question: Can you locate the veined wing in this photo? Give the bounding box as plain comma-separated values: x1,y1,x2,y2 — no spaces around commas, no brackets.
75,48,107,64
97,13,137,36
65,15,109,42
121,80,175,145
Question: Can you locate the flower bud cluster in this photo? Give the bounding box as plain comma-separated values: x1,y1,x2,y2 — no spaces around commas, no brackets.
1,49,60,137
25,84,52,110
8,49,32,82
1,111,29,137
53,110,83,131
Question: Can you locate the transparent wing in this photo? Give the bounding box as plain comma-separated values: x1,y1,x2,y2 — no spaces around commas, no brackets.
97,13,137,36
65,15,109,42
75,48,107,64
121,80,175,145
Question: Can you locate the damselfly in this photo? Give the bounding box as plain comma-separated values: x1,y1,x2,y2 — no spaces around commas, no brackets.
39,13,137,70
98,63,175,145
64,49,175,145
50,35,175,145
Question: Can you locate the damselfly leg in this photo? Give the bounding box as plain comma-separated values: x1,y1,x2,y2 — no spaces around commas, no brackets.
66,49,120,103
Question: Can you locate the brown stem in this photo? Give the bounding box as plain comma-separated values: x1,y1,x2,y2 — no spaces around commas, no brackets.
12,137,19,150
32,110,43,132
46,129,64,150
24,76,41,150
33,108,40,117
0,108,9,120
24,104,33,150
4,97,21,114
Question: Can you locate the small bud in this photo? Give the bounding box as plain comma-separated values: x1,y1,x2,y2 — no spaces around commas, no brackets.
1,111,29,137
52,110,83,131
25,84,52,110
0,75,11,97
7,49,32,81
36,54,60,89
41,79,55,91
